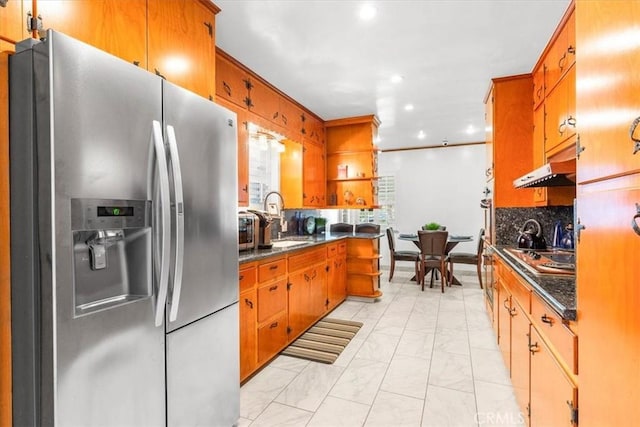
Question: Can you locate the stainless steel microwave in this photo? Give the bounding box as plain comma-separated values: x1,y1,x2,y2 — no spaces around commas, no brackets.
238,212,259,251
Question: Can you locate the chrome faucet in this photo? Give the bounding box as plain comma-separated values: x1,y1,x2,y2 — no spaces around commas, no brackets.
264,191,287,234
263,191,285,217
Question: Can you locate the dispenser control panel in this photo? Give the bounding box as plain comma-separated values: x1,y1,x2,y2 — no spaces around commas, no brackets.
71,198,151,230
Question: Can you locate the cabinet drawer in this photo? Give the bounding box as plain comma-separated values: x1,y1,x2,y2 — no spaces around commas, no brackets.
257,278,287,323
531,295,577,374
257,312,288,364
288,246,326,272
497,261,531,312
326,242,339,258
239,264,257,293
338,241,347,254
258,257,287,283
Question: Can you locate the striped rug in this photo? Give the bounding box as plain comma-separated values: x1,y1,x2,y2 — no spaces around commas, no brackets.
281,318,364,364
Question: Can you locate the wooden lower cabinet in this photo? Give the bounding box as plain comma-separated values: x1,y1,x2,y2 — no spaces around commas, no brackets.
493,257,578,425
326,241,347,311
239,289,257,382
257,313,288,364
530,326,578,427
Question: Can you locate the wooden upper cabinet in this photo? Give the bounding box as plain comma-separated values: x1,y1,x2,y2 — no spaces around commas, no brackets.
485,75,535,208
280,98,304,143
545,7,575,94
215,51,249,109
576,0,640,183
1,0,28,45
303,142,325,207
485,88,494,181
532,63,545,110
148,0,218,100
247,77,281,127
280,139,303,208
304,115,325,146
34,0,147,66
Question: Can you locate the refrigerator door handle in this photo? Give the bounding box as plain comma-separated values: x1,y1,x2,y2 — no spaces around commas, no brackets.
166,125,185,322
148,120,172,327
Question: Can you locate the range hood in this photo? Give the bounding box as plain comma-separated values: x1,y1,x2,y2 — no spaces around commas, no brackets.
514,159,576,188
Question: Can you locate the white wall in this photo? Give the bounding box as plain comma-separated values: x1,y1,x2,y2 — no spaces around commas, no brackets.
379,144,486,269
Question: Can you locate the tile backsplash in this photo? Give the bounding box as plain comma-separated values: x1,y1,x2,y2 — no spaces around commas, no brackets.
496,205,574,247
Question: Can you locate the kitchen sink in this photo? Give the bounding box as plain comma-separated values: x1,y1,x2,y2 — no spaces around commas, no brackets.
271,240,310,248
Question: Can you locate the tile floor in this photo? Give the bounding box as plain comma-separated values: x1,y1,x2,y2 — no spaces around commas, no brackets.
238,268,525,427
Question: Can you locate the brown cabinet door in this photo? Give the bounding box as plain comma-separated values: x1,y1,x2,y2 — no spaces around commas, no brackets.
35,0,147,66
529,327,577,427
327,254,347,310
257,278,287,323
577,174,640,426
248,77,280,126
236,109,250,206
280,99,303,143
497,279,511,369
280,139,304,208
257,312,288,364
0,0,27,44
576,1,640,183
485,88,495,181
148,0,215,100
215,53,249,109
510,297,530,418
303,142,325,207
532,63,545,110
287,267,315,339
239,289,257,381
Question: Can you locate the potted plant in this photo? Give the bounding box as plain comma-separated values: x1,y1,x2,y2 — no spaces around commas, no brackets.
422,222,441,231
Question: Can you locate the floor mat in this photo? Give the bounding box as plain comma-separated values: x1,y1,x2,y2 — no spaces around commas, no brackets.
281,318,363,364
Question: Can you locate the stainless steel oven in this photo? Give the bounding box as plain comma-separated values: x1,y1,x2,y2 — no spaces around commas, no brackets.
238,212,259,251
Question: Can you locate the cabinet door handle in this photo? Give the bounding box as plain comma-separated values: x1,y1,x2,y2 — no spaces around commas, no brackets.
541,314,554,326
558,52,567,71
282,114,288,125
244,298,253,309
632,203,640,236
304,273,310,282
269,265,278,270
223,81,231,96
536,86,543,100
154,69,166,80
558,119,567,136
568,45,576,55
629,116,640,154
270,321,278,329
239,274,244,281
529,341,540,355
567,115,576,128
269,285,278,292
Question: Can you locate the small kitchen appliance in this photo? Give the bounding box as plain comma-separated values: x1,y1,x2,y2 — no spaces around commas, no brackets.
248,210,273,248
238,211,259,251
517,219,547,249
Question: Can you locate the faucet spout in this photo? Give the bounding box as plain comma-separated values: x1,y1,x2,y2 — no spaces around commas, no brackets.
264,191,285,216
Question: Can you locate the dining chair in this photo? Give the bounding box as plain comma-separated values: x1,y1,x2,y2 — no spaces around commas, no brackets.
355,223,380,234
330,223,354,233
416,230,450,292
448,228,484,289
385,227,419,282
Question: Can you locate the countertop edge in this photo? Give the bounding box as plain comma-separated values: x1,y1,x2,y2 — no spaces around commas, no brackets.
239,233,383,263
490,245,576,321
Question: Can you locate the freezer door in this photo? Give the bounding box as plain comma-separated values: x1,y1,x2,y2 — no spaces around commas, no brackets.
10,31,166,425
163,82,239,331
166,303,240,426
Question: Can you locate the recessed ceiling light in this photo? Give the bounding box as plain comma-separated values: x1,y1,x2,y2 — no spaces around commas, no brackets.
359,4,377,21
417,130,426,140
390,74,403,84
404,104,414,111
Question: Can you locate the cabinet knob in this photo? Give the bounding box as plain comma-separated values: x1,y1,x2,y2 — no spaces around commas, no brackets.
541,314,554,326
529,341,540,355
244,298,253,309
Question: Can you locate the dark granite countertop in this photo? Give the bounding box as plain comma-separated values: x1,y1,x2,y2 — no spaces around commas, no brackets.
238,232,383,263
491,245,576,321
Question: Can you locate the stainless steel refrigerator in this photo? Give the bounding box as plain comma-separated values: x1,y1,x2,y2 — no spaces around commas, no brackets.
10,30,239,426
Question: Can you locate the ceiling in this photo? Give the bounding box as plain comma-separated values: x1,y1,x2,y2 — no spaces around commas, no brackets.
214,0,571,151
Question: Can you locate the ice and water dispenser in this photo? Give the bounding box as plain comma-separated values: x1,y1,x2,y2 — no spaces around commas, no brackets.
71,198,152,316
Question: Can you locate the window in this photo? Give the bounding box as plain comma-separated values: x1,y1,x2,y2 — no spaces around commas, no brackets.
248,127,283,209
338,175,395,226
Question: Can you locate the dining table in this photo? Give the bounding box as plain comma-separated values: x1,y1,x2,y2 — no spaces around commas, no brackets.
398,233,474,286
